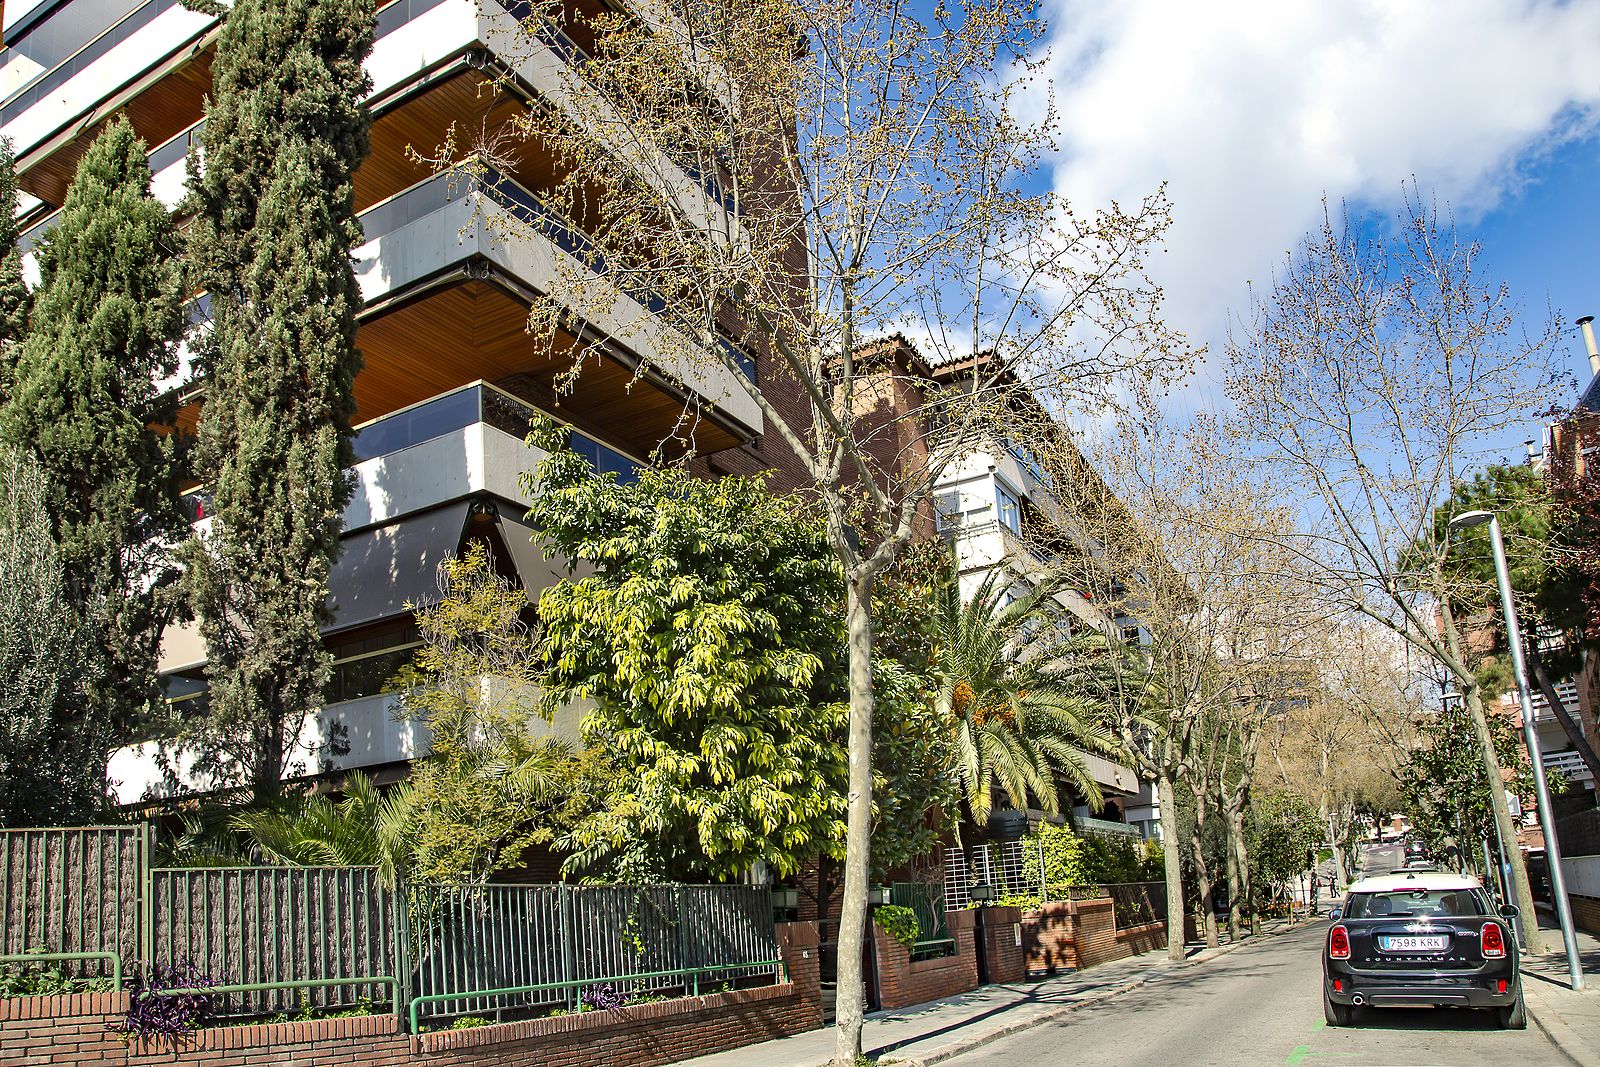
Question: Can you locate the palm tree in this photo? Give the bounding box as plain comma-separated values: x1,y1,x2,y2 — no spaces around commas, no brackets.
932,568,1122,825
231,770,412,885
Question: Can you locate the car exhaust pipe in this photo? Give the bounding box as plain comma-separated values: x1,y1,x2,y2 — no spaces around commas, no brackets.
1351,993,1365,1006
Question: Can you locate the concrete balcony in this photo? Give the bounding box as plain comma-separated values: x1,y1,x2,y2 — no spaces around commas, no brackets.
346,167,761,437
9,0,735,230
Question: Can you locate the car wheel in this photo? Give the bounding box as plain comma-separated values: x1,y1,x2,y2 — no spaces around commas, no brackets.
1498,989,1527,1030
1323,988,1354,1027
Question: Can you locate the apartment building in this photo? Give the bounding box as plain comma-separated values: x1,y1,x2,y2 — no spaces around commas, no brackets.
1,0,808,802
847,340,1147,832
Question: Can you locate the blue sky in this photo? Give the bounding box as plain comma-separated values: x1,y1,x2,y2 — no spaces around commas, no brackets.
1016,0,1600,449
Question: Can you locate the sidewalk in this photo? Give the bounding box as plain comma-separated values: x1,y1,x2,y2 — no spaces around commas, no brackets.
1522,908,1600,1066
673,919,1295,1067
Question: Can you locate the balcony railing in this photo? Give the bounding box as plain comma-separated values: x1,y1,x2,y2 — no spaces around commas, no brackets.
185,381,639,519
1544,749,1594,781
348,380,640,480
0,0,184,126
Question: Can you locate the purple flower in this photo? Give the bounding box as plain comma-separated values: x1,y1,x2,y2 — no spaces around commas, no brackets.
580,983,626,1012
116,959,223,1039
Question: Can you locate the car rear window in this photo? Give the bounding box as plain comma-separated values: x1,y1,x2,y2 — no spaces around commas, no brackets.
1344,888,1489,919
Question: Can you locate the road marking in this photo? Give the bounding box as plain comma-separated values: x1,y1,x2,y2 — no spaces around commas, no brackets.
1285,1047,1354,1066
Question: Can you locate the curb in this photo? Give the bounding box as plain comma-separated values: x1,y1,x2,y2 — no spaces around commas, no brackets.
875,920,1304,1067
1521,980,1591,1067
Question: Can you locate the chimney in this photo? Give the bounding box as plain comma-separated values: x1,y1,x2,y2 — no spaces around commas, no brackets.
1580,315,1600,377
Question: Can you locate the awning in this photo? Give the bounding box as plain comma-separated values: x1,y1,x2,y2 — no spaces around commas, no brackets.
493,506,590,601
326,500,472,631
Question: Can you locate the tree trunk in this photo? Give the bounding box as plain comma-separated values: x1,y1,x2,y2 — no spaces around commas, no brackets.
832,576,877,1066
1324,807,1346,887
1188,782,1219,947
1157,773,1186,962
1463,686,1544,954
1527,648,1600,784
1224,807,1245,940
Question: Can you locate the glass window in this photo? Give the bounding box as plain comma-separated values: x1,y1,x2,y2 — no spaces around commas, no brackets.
1343,888,1490,919
324,627,421,705
995,482,1021,534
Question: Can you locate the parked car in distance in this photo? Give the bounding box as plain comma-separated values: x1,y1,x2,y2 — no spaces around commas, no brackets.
1322,870,1523,1030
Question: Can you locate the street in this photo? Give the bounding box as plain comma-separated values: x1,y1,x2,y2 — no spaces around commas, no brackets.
940,869,1567,1067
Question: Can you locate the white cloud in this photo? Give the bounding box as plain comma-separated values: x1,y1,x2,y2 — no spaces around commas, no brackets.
1029,0,1600,347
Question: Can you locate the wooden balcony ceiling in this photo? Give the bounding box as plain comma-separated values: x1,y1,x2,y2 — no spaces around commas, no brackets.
357,70,544,213
356,279,739,456
20,49,213,208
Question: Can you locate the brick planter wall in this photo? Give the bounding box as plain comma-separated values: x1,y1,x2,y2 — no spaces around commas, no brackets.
1022,898,1172,976
0,922,824,1067
1114,919,1167,956
1569,894,1600,937
0,991,130,1067
872,909,979,1010
974,906,1027,985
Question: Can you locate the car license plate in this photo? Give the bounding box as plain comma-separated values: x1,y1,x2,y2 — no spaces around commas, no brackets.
1378,935,1448,952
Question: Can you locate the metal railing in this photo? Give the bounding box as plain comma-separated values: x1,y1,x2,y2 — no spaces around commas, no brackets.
149,866,402,1017
408,957,783,1033
2,825,784,1033
407,882,777,1025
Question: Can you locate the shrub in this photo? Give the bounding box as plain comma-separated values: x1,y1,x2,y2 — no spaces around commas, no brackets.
874,905,921,951
117,959,221,1039
0,953,114,997
450,1015,491,1030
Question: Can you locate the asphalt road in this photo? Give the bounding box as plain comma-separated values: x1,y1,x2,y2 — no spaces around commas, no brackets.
941,865,1566,1067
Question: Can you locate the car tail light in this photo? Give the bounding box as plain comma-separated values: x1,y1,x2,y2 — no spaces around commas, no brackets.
1497,979,1508,994
1333,978,1343,992
1329,925,1350,960
1482,922,1506,959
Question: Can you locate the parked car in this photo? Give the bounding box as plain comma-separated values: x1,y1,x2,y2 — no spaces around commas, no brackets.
1322,870,1523,1029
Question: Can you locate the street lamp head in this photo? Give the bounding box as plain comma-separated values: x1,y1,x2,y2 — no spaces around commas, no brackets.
1447,510,1494,531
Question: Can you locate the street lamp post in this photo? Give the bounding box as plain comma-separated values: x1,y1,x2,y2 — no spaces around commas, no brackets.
1449,509,1584,990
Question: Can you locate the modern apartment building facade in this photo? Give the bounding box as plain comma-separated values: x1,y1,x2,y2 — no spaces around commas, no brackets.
2,0,808,803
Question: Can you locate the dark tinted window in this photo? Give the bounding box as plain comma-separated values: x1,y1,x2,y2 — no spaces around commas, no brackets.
1345,888,1489,919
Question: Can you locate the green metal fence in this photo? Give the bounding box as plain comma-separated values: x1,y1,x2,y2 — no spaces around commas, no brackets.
890,881,953,960
407,883,778,1025
150,865,402,1017
1,826,780,1031
0,826,150,977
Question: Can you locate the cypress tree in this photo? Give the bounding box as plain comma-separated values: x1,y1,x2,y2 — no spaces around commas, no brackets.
183,0,374,798
1,116,186,759
0,137,33,387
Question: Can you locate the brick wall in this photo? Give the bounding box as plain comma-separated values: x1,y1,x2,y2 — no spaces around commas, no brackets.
1569,893,1600,937
0,923,823,1067
974,906,1027,985
1021,898,1170,976
871,909,979,1011
1113,920,1168,957
0,991,129,1067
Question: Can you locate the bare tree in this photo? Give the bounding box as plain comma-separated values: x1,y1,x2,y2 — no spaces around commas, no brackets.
1227,195,1566,950
1043,410,1310,956
456,2,1187,1058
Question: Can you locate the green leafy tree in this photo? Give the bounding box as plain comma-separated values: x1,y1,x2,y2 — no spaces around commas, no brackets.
1398,699,1549,867
0,137,31,383
389,541,601,884
0,447,98,823
1,117,187,751
526,428,851,881
932,569,1116,824
182,0,375,799
1246,790,1323,908
1424,464,1600,780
